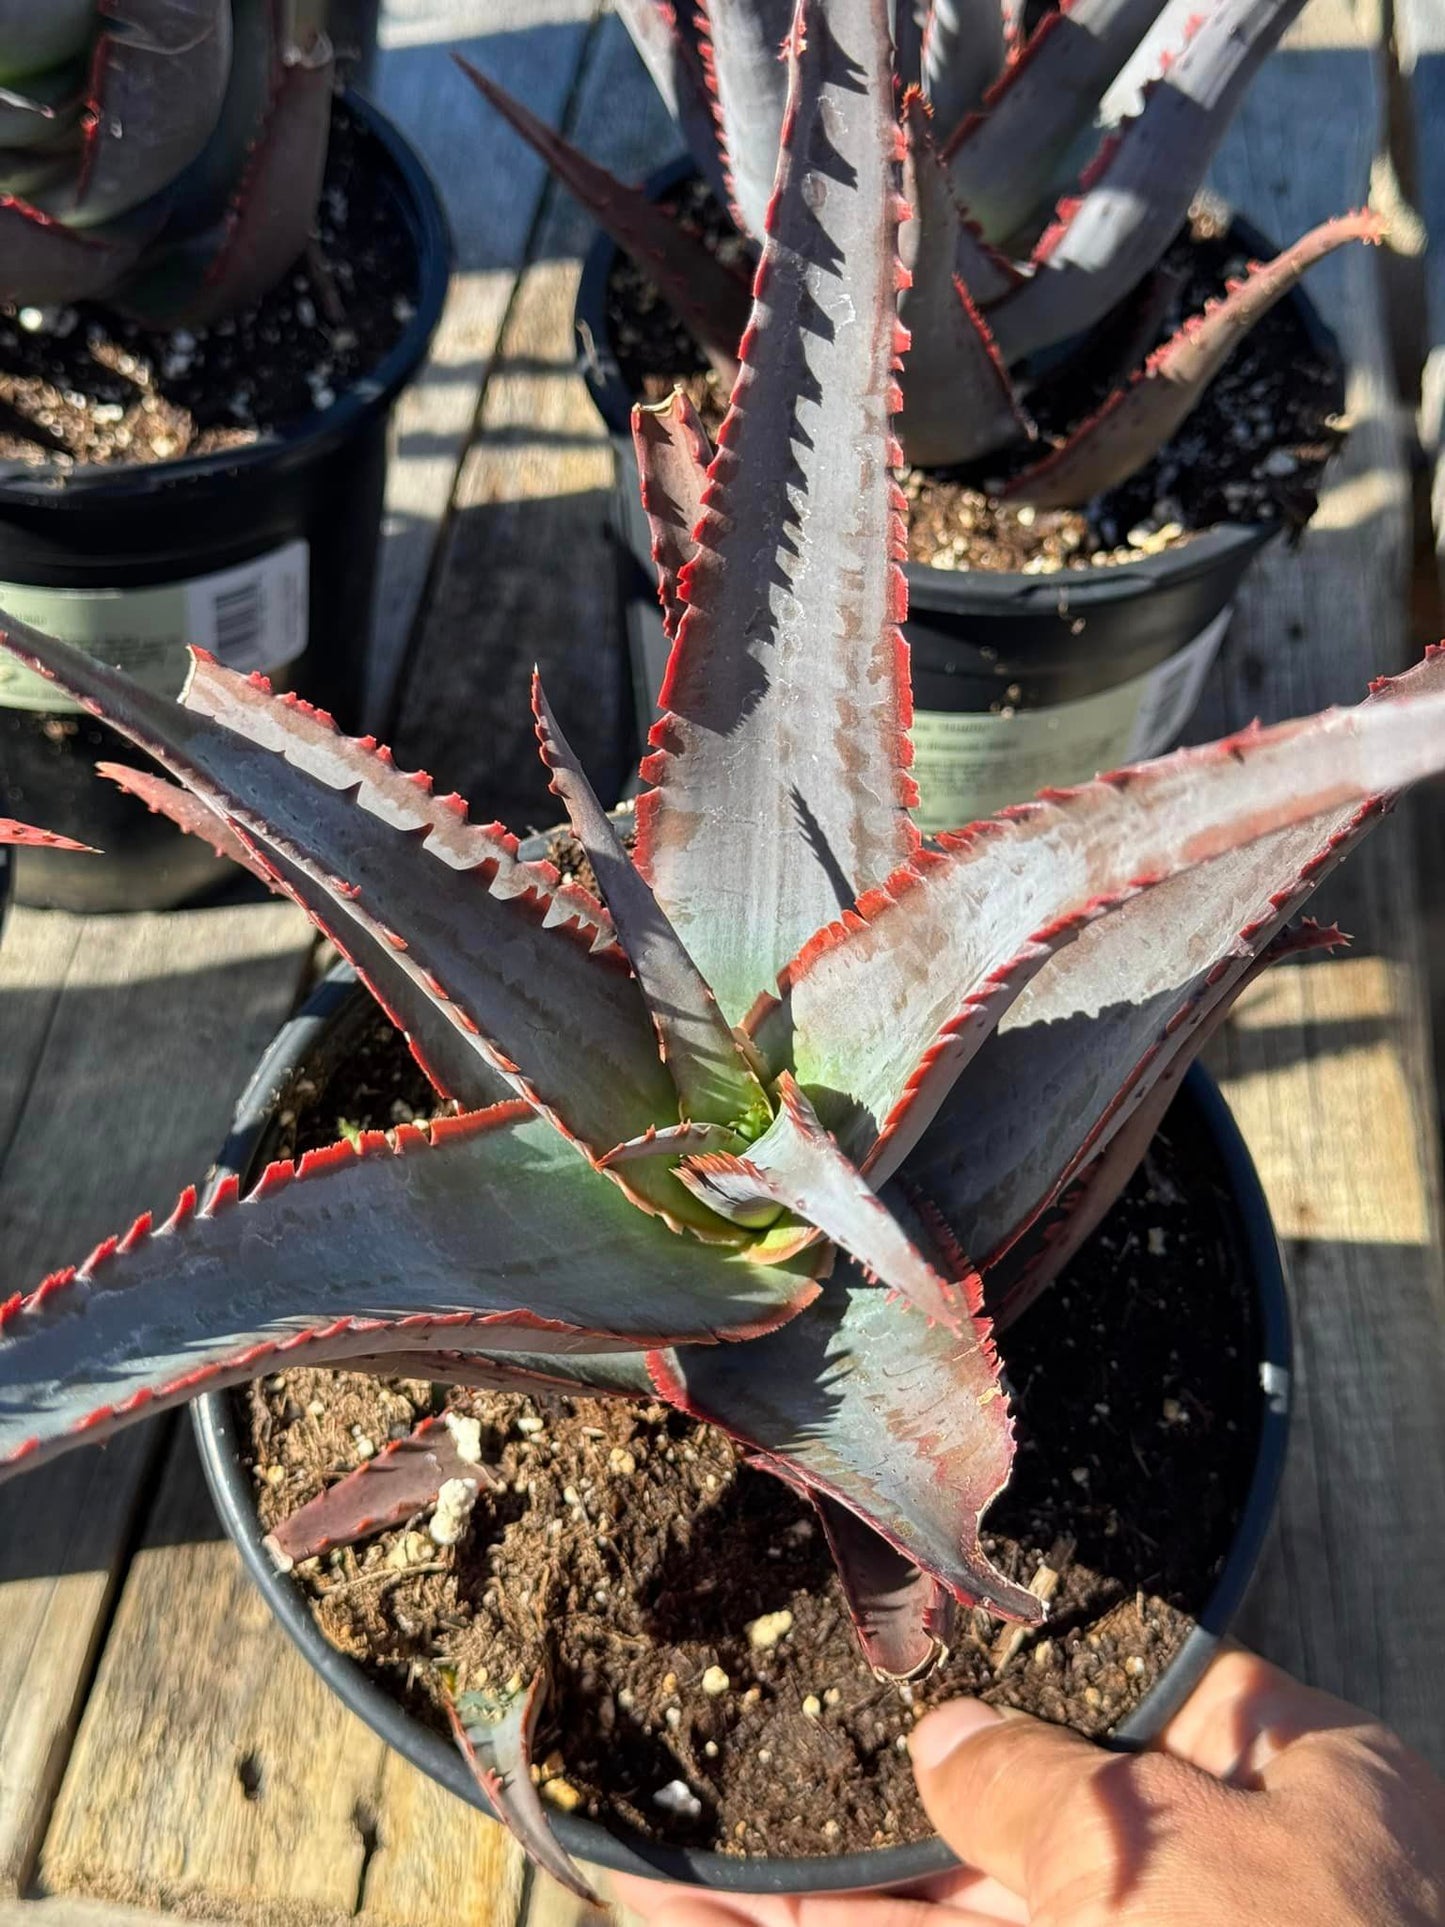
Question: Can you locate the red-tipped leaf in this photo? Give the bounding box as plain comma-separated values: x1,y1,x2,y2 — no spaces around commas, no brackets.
120,31,335,330
751,659,1445,1188
677,1073,975,1329
632,389,711,644
455,53,749,383
988,0,1309,361
264,1412,503,1570
449,1675,599,1905
0,818,95,852
898,90,1031,466
635,0,920,1024
649,1248,1040,1620
531,673,769,1128
944,0,1171,247
812,1490,955,1678
0,616,713,1229
921,0,1008,142
692,0,796,241
0,1102,820,1484
1003,211,1382,507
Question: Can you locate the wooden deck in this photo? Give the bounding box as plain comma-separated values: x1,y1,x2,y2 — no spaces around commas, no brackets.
0,0,1442,1921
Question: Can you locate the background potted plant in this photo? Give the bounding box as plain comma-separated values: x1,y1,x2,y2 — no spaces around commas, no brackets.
465,0,1373,826
1,0,1443,1891
0,0,449,911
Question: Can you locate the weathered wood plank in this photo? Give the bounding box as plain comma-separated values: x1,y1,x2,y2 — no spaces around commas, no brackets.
0,901,313,1898
0,1901,225,1927
362,0,600,726
41,1432,382,1925
355,1748,524,1926
1196,0,1445,1764
37,1429,525,1927
391,14,683,818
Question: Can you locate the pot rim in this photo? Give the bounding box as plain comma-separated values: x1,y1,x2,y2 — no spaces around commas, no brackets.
194,963,1292,1896
0,91,452,507
574,155,1345,609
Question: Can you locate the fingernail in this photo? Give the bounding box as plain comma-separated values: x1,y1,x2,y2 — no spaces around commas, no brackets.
909,1697,1004,1772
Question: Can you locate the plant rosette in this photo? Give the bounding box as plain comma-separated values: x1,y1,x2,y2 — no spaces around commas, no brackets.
193,956,1291,1890
578,169,1347,829
458,0,1370,821
0,7,449,911
1,0,1443,1902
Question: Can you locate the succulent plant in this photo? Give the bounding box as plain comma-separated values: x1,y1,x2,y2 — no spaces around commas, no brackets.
460,0,1381,505
0,1,334,328
1,0,1443,1893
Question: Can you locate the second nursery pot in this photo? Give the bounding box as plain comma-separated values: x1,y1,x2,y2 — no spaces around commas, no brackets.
0,94,449,913
195,959,1291,1895
576,169,1346,827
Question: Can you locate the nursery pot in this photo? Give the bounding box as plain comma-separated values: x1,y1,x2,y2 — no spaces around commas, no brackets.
0,94,449,914
576,167,1345,828
194,959,1291,1895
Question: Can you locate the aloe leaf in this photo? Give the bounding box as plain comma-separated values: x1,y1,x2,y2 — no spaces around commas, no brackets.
989,918,1344,1326
905,818,1378,1294
600,1120,742,1163
752,661,1445,1184
63,0,232,229
678,1073,974,1329
812,1490,954,1678
635,0,920,1024
532,674,770,1130
0,1102,820,1483
449,1674,600,1906
987,0,1309,361
612,0,732,208
0,618,711,1226
455,53,749,384
649,1254,1041,1620
120,30,334,330
1003,211,1381,507
97,760,516,1108
944,0,1169,247
0,817,94,852
96,761,273,880
263,1413,504,1570
921,0,1008,138
632,389,711,645
902,653,1445,1305
693,0,796,241
0,0,97,83
898,90,1031,466
0,197,147,302
327,1348,660,1399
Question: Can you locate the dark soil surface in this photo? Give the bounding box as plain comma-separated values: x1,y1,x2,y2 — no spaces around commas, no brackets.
240,988,1264,1861
0,104,412,470
605,181,1343,574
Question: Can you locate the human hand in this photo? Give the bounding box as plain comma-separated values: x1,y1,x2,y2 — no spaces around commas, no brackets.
608,1648,1445,1925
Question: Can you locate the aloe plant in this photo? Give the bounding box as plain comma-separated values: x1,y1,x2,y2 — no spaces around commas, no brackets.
460,0,1379,504
1,0,1442,1893
0,1,334,328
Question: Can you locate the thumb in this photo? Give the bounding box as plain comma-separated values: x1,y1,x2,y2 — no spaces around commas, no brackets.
909,1698,1121,1899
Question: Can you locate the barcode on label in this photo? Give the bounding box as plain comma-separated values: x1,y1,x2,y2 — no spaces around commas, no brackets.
213,580,265,661
189,540,309,676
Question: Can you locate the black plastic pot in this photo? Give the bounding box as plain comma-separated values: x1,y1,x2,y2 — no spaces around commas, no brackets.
0,93,450,913
576,168,1345,827
194,960,1291,1896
